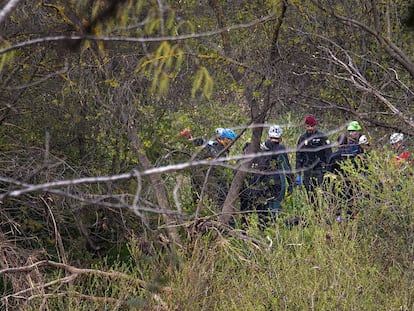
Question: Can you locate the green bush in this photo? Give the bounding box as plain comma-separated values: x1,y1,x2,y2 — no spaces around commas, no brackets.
4,151,414,311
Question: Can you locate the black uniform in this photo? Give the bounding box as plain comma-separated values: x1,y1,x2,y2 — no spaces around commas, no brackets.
191,140,230,208
325,137,364,218
296,130,332,192
240,140,293,226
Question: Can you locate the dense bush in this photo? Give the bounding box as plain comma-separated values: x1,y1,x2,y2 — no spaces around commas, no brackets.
2,151,414,310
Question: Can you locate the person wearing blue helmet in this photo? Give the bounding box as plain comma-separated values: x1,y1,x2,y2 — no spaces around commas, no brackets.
201,127,236,159
221,128,236,140
179,127,236,156
189,127,237,209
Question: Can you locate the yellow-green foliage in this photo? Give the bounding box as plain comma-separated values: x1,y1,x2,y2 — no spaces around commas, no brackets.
137,41,185,96
0,49,14,73
166,214,412,310
7,151,414,310
161,153,414,310
191,66,214,99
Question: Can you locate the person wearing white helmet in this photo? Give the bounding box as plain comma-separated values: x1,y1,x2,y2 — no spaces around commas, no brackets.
263,125,294,197
358,135,369,145
390,133,404,148
389,133,412,166
358,134,370,152
240,124,294,227
260,125,284,150
268,124,283,139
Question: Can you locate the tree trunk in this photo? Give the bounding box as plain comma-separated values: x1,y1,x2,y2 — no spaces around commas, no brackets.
125,119,180,244
210,0,288,224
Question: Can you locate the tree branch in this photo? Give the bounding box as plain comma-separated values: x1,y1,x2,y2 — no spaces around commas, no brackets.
312,0,414,78
0,14,276,55
0,259,171,309
0,149,300,199
0,0,21,25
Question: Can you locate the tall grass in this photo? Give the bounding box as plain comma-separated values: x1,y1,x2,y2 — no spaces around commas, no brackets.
167,220,412,310
12,152,414,310
165,151,414,310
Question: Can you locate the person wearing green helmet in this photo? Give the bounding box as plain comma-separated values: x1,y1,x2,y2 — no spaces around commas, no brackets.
330,120,368,219
345,120,367,156
347,120,361,131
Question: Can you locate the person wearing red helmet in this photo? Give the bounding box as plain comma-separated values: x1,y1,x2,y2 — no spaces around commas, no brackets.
295,115,332,195
389,133,412,167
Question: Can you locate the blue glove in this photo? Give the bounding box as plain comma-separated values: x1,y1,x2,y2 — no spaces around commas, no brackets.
296,175,302,186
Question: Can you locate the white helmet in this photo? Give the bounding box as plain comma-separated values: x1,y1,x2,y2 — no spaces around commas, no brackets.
268,125,283,138
214,128,224,138
358,135,369,145
390,133,404,145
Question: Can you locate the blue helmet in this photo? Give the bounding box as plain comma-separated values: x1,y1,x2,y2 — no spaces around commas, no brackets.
221,128,236,140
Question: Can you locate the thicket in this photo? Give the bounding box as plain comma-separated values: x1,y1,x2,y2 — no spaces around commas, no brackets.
2,150,414,310
1,0,414,310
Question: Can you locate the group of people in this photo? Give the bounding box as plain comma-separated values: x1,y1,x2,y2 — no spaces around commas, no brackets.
180,115,412,226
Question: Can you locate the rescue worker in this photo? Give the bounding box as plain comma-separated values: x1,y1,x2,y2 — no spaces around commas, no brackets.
326,134,349,174
358,134,370,152
240,125,293,227
389,133,412,167
344,121,366,156
325,121,368,219
189,127,236,208
295,115,332,195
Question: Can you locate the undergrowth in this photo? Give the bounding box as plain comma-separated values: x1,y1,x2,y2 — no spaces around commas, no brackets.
4,153,414,310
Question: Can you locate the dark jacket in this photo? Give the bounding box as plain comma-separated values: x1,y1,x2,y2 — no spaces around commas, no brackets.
196,139,226,160
327,149,354,174
296,130,332,171
327,139,365,174
263,139,294,191
342,138,363,157
240,140,293,212
191,139,230,207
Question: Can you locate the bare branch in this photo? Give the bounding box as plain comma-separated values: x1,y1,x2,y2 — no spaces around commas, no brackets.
0,0,21,25
2,61,68,90
0,260,146,287
40,196,67,264
0,259,172,309
0,13,276,55
292,27,414,131
311,0,414,78
0,143,340,201
320,45,414,129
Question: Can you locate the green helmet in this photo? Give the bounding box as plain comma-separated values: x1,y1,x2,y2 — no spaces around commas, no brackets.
347,121,362,131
